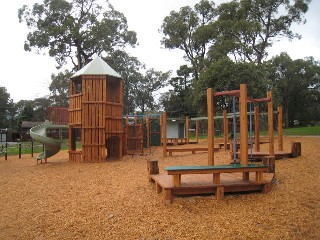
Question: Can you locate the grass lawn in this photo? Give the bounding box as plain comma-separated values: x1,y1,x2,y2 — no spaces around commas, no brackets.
283,125,320,135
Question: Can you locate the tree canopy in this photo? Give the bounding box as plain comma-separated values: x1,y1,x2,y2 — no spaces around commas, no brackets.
18,0,137,70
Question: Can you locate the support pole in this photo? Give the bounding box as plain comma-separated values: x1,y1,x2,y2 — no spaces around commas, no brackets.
5,142,7,160
207,88,214,165
195,120,199,143
277,106,283,151
18,142,22,159
267,91,275,156
186,115,189,144
254,106,260,152
239,84,248,165
223,110,228,151
162,112,167,157
232,96,237,161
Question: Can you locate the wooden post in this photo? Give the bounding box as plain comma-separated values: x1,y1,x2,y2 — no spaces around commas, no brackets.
18,142,22,159
31,140,34,157
185,116,189,144
262,156,275,173
291,142,301,157
147,160,159,182
240,84,249,181
240,84,248,165
146,115,150,148
5,142,7,160
195,120,199,143
267,91,274,156
223,110,228,151
162,112,167,157
277,106,283,151
207,88,214,165
254,106,260,152
134,112,137,124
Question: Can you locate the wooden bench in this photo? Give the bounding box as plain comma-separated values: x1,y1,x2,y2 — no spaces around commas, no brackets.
165,164,269,200
166,147,218,157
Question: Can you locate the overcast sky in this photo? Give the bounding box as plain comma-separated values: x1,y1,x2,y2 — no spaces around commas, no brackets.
0,0,319,103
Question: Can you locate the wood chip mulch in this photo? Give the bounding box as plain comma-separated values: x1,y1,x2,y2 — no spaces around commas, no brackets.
0,136,319,239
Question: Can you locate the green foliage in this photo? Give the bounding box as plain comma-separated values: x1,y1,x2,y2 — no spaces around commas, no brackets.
49,70,71,107
160,0,217,81
195,58,269,114
18,0,137,70
211,0,311,64
268,53,320,127
105,50,144,114
0,86,14,129
132,69,170,113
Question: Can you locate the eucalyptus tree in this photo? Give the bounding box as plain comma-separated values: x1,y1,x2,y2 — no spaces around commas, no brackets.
49,70,72,107
18,0,137,70
0,87,14,129
104,50,144,114
211,0,311,64
268,53,320,127
132,69,171,114
160,0,217,81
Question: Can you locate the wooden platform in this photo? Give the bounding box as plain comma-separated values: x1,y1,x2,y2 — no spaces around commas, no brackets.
237,151,292,160
166,147,219,157
150,172,274,204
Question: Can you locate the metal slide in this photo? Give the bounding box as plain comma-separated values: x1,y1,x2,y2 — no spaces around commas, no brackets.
30,121,68,160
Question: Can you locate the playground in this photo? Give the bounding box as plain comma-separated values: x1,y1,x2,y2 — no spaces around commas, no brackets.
0,136,319,239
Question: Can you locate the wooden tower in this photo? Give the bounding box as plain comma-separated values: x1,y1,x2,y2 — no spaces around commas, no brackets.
68,57,123,162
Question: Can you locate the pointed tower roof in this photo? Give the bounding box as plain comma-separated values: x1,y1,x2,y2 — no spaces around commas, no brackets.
71,56,121,79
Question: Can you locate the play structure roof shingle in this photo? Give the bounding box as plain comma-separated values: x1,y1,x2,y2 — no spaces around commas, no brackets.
71,56,121,78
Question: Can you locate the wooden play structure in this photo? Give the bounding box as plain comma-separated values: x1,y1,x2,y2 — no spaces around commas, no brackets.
149,84,275,204
123,113,162,156
68,57,123,162
162,113,206,157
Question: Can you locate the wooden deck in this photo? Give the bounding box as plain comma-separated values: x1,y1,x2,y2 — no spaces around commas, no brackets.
238,151,292,160
151,172,274,204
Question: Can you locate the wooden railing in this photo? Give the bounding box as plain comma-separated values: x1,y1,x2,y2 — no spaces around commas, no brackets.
69,94,82,126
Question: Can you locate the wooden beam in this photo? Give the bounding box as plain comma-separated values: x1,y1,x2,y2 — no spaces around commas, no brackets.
162,112,167,157
240,84,248,165
195,120,199,143
277,106,283,151
268,91,275,156
223,110,228,151
254,106,260,152
207,88,214,165
186,115,189,144
214,90,240,97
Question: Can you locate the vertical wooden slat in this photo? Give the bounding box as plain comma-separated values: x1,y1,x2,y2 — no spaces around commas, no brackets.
254,106,260,152
162,112,167,157
195,120,199,143
277,106,283,151
185,116,189,144
240,84,248,165
207,88,214,166
223,110,228,151
268,91,274,156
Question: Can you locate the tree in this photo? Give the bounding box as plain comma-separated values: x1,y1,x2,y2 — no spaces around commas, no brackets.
268,53,320,127
105,50,144,114
132,69,170,113
194,57,269,114
18,0,137,70
160,0,217,81
165,65,196,117
0,86,14,129
159,90,183,117
49,70,71,107
210,0,311,64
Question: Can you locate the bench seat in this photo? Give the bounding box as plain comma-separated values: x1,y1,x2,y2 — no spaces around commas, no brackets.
165,164,269,187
